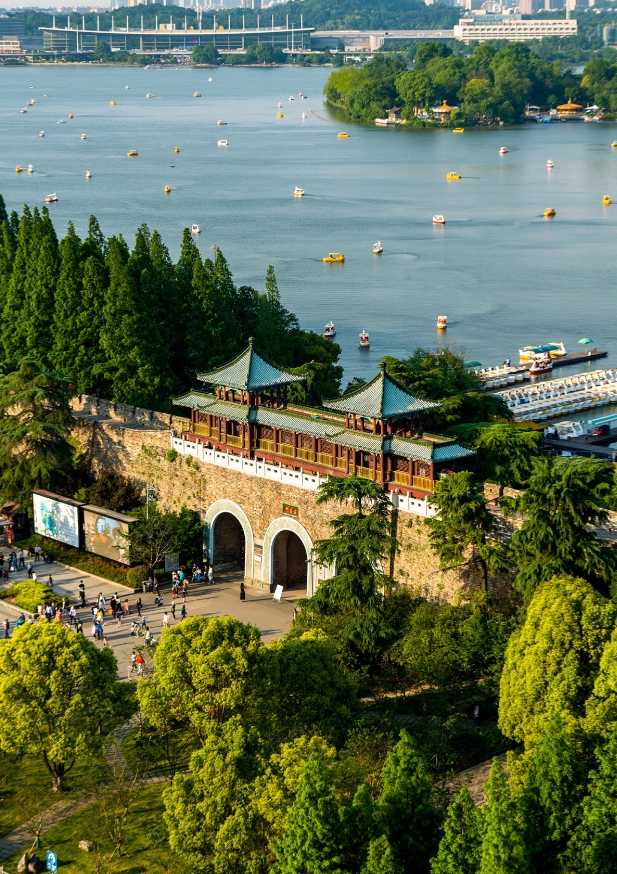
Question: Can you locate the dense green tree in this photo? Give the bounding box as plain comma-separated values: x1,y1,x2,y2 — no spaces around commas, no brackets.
375,730,439,873
426,471,510,593
396,70,435,116
498,575,616,747
362,836,402,874
275,753,348,874
0,193,7,225
449,423,542,489
125,503,203,572
430,786,482,874
85,470,139,512
585,625,617,738
81,214,107,262
24,232,58,365
51,222,83,374
192,43,220,64
478,759,529,874
0,358,74,508
2,205,32,359
511,456,617,600
74,255,110,396
0,622,118,790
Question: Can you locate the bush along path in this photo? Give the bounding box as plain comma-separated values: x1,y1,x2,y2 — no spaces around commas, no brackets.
0,714,179,863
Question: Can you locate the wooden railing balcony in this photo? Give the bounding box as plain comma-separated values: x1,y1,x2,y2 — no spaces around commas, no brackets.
193,423,210,437
336,458,347,471
225,434,243,449
255,439,276,453
393,471,411,486
278,443,295,458
296,448,314,462
316,453,334,468
413,475,434,492
357,466,376,481
210,430,219,441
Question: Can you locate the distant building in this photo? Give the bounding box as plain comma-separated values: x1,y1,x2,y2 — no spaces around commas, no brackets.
0,35,22,53
453,14,577,40
0,15,25,38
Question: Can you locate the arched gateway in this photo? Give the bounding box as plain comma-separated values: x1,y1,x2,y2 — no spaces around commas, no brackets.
262,517,314,596
205,500,254,579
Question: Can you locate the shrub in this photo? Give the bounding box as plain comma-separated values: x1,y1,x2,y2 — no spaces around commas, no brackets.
166,449,179,463
1,581,56,613
126,565,148,587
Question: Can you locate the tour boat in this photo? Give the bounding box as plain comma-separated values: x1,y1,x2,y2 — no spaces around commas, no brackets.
324,322,336,338
437,315,448,330
433,215,446,225
529,356,553,375
277,113,283,118
85,170,92,178
127,150,138,156
294,187,305,197
39,131,44,137
174,147,179,153
543,207,556,217
194,92,201,98
546,159,554,168
68,114,73,119
278,102,282,108
20,109,27,114
44,94,48,97
453,128,464,133
499,146,508,154
299,92,305,98
146,93,154,99
28,99,35,106
191,224,200,234
15,166,22,173
338,132,349,138
81,133,86,140
27,164,33,173
208,77,213,82
373,241,383,254
603,195,612,205
218,139,228,146
323,253,344,263
302,112,307,119
164,186,171,194
217,120,227,125
45,193,58,203
446,172,460,180
110,101,116,105
289,96,294,101
612,141,617,147
57,120,65,124
359,331,370,348
519,342,566,361
126,85,129,89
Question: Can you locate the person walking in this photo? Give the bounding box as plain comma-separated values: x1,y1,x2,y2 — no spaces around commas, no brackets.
69,606,77,626
27,562,33,579
75,618,83,635
141,614,147,633
240,582,246,602
136,653,145,675
473,704,480,728
110,596,117,617
46,573,53,588
116,610,124,628
130,620,139,637
123,599,130,616
162,612,170,629
2,618,9,639
180,604,187,622
18,549,25,568
102,635,110,648
91,623,98,642
34,544,41,561
170,599,176,620
145,627,153,645
207,567,214,586
136,597,142,617
130,651,138,673
78,581,86,606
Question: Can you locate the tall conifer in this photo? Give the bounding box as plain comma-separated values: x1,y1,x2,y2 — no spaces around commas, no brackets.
81,214,106,262
2,206,32,358
431,786,482,874
362,836,402,874
478,760,529,874
0,194,7,225
76,256,109,396
51,223,83,374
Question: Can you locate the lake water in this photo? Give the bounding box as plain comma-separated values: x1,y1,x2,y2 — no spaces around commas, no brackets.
2,64,617,388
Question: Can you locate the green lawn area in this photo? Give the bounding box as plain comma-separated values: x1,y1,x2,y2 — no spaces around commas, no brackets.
2,783,182,874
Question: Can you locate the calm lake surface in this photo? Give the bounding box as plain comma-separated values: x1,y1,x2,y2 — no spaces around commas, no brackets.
2,64,617,386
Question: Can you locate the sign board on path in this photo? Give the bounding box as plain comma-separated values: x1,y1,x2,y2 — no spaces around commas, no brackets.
273,584,284,602
46,850,58,873
164,553,180,573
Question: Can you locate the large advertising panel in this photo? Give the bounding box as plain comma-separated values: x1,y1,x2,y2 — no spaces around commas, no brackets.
33,492,81,548
83,507,134,565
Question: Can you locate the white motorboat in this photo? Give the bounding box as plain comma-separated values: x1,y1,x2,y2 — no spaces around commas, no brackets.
373,241,383,254
324,322,336,338
146,93,154,98
28,100,35,106
289,96,294,101
294,187,304,197
278,102,282,108
218,139,228,146
302,112,307,119
85,170,92,178
27,164,34,173
191,223,200,234
39,131,44,137
217,120,227,125
499,146,508,154
208,77,213,82
433,215,446,225
20,109,27,113
126,85,129,89
81,133,86,140
359,331,370,348
45,193,58,203
546,159,554,168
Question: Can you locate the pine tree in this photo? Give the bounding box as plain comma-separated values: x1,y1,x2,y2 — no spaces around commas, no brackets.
175,227,201,347
0,221,15,324
478,760,529,874
275,753,348,874
2,205,32,359
344,783,378,872
149,229,182,388
0,193,8,225
51,223,83,374
81,214,106,262
256,264,298,362
361,836,402,874
430,786,482,874
76,256,110,397
25,233,58,365
375,730,439,873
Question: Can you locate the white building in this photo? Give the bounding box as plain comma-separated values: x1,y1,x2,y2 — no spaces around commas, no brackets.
453,15,577,40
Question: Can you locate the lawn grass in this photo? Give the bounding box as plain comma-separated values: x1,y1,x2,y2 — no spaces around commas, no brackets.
2,783,182,874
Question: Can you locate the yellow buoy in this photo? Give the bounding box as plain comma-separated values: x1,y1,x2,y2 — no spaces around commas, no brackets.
603,195,612,205
174,147,179,153
164,186,171,194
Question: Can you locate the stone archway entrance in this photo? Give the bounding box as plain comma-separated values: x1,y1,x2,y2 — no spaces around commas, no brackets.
212,512,245,571
272,530,308,590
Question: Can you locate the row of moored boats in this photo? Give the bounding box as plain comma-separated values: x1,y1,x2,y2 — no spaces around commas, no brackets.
498,369,617,422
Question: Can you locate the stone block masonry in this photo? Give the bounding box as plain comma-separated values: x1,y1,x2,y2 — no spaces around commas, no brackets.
70,396,501,603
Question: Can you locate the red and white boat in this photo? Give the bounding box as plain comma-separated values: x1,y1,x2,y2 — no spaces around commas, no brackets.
437,315,447,330
324,322,336,338
529,355,553,376
45,193,58,203
359,331,370,348
433,214,446,225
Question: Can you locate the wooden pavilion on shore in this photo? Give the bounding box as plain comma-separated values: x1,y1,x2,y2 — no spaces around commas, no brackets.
173,341,474,499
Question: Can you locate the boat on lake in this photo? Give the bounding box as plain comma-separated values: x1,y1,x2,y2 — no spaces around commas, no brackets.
194,92,201,98
519,342,566,361
192,223,200,234
15,166,22,173
86,170,92,178
373,241,383,254
302,112,307,119
324,322,336,338
603,195,612,205
27,164,33,173
81,133,86,140
543,207,556,217
446,172,460,180
433,215,446,225
39,131,44,137
277,113,283,118
437,315,447,329
28,100,35,106
110,101,116,106
453,127,464,133
547,159,554,168
294,187,304,197
338,132,349,138
146,93,154,99
323,253,344,263
217,120,227,125
218,139,228,146
359,331,370,348
20,109,26,113
45,193,58,203
127,150,138,156
164,185,171,193
499,146,508,154
68,114,73,119
529,355,553,375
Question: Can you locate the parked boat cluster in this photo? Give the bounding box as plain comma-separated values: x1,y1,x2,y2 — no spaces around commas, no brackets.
498,369,617,421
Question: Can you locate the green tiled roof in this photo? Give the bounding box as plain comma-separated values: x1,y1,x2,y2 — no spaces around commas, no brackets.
196,340,306,392
323,366,439,419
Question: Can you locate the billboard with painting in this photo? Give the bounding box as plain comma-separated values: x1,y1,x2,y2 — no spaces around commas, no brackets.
32,491,81,548
83,506,135,565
